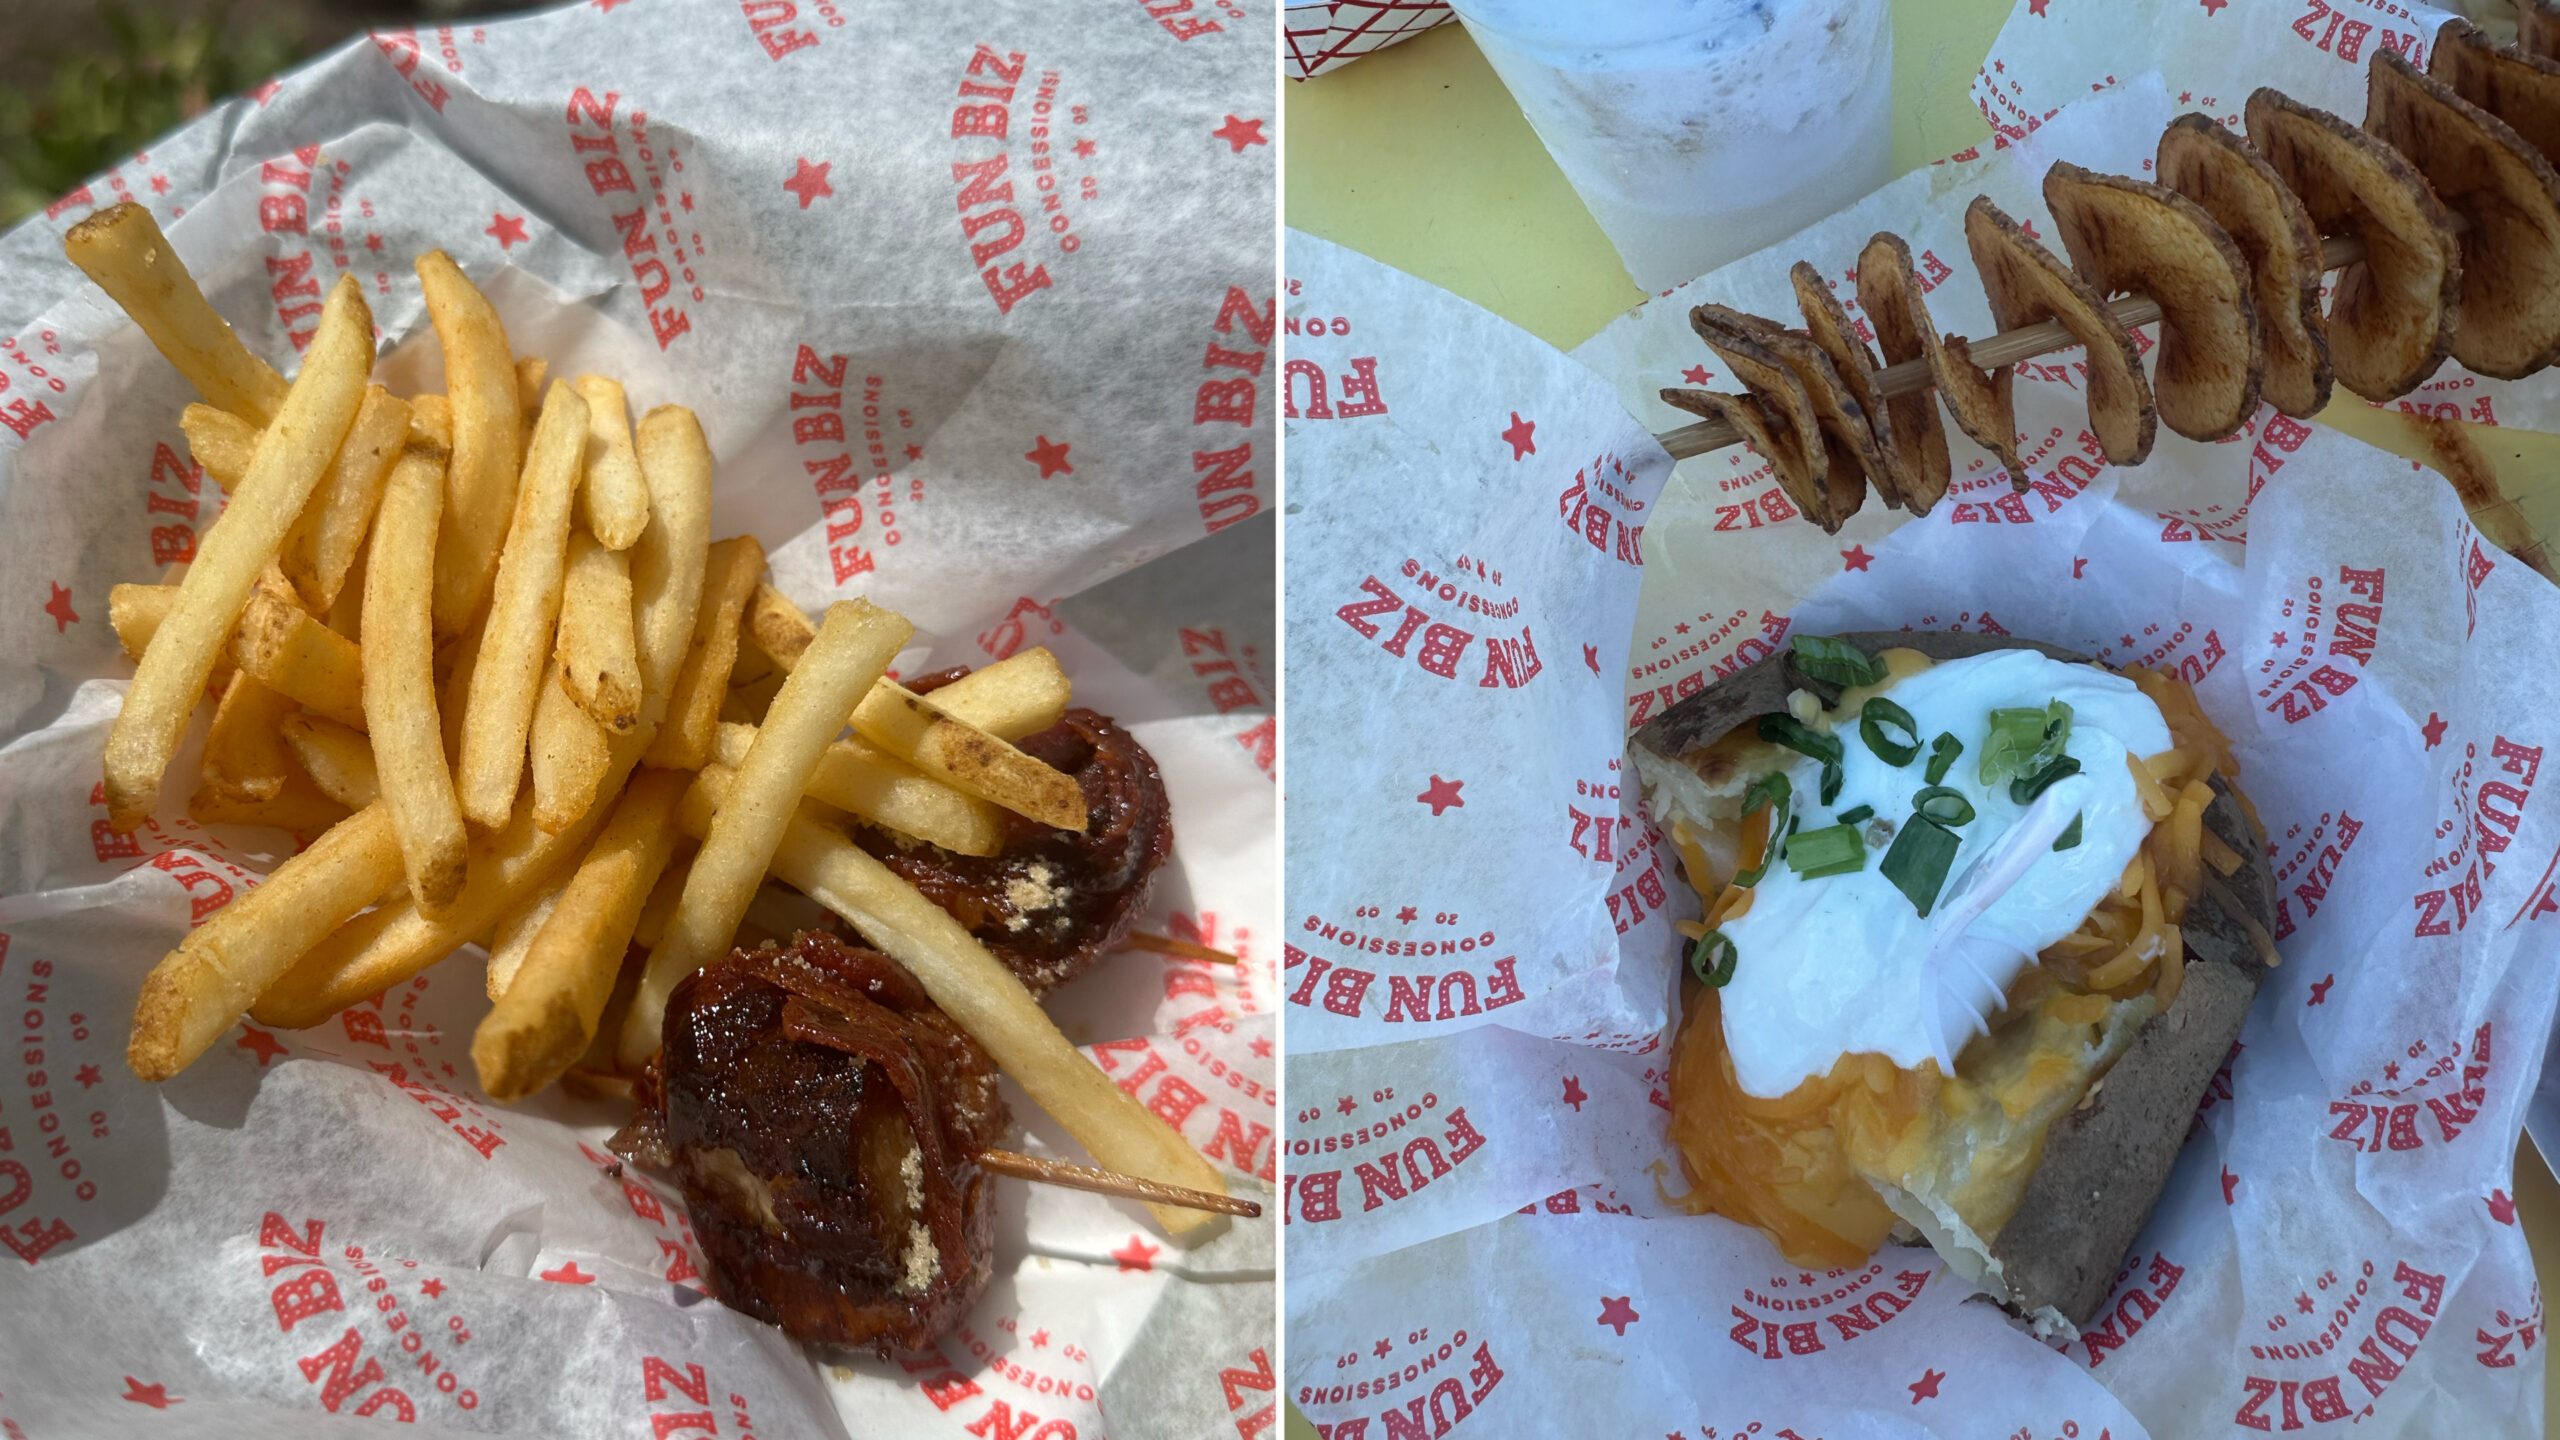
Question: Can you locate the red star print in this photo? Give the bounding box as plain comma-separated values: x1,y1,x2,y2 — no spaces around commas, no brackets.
121,1378,179,1408
2308,973,2335,1005
904,444,923,461
1909,1368,1946,1403
1583,643,1600,676
1031,1329,1050,1348
595,0,634,10
1675,622,1691,634
250,79,281,106
2072,557,2088,579
1336,1095,1358,1115
1397,906,1418,923
2423,713,2448,749
1111,1236,1159,1272
783,157,835,209
680,193,694,211
2490,1189,2519,1224
1073,138,1097,159
1026,436,1073,478
1841,545,1874,572
1562,1076,1587,1111
2200,0,2227,13
1250,1035,1271,1058
365,233,384,252
2222,1167,2239,1204
1500,412,1536,460
2027,0,2048,13
2383,1061,2400,1080
485,212,529,249
1373,1338,1392,1358
237,1026,288,1066
2296,1292,2315,1314
43,582,78,632
1597,1296,1639,1335
1212,116,1268,153
1799,1274,1816,1286
2181,92,2194,103
2271,631,2288,646
539,1261,595,1284
1418,775,1465,816
1681,365,1713,384
421,1277,445,1298
75,1063,102,1088
150,174,170,194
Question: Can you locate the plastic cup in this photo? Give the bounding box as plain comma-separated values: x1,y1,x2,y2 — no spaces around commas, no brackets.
1449,0,1896,292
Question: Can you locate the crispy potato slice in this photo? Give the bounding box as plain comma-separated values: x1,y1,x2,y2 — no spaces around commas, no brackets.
1658,387,1834,530
1858,231,2026,492
179,403,255,493
233,587,366,729
1688,306,1860,525
2526,0,2560,65
281,714,379,809
2156,114,2332,418
556,533,641,731
1700,303,1889,518
281,385,409,613
2043,162,2261,442
418,251,527,637
2369,47,2560,379
458,379,591,827
65,201,288,424
2245,88,2458,401
2434,16,2560,175
1792,260,1942,512
1966,195,2155,467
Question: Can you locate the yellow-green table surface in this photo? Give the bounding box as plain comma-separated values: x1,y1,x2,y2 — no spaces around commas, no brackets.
1285,7,2560,1432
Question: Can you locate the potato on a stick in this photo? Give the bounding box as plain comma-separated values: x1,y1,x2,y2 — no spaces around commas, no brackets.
714,721,1004,856
364,434,470,915
231,588,366,729
180,403,256,491
530,669,611,834
556,533,641,731
418,251,527,636
457,379,591,828
128,803,402,1080
476,770,688,1100
621,599,912,1067
574,375,650,550
102,273,373,829
851,681,1087,831
642,535,764,770
281,714,379,808
65,201,288,424
281,384,410,612
630,406,713,728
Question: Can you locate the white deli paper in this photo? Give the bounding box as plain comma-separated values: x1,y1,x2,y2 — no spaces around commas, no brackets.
1285,26,2560,1431
0,4,1276,1436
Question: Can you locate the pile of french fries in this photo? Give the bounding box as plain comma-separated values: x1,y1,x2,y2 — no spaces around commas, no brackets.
73,200,1228,1232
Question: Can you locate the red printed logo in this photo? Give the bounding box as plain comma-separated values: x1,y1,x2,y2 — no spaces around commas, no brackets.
565,89,694,349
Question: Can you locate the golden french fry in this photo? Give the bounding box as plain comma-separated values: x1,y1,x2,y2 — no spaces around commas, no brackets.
917,648,1070,741
128,803,403,1080
631,847,691,950
411,393,453,447
457,379,591,828
714,721,1004,856
530,669,611,834
642,535,764,770
281,385,409,613
486,869,572,1000
110,583,234,686
476,770,688,1100
851,681,1085,831
231,588,366,730
66,201,289,424
515,356,547,417
676,766,1228,1232
436,611,487,776
180,403,255,492
418,251,526,637
199,671,300,802
744,582,817,672
631,406,713,727
728,611,777,690
281,714,379,808
556,533,641,731
574,374,650,550
189,773,352,833
324,542,367,641
720,669,784,725
102,274,373,829
364,435,469,916
622,599,911,1067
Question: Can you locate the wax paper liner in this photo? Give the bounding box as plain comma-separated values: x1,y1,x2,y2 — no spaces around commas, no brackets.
1283,3,1455,82
1285,112,2560,1433
0,2,1276,1434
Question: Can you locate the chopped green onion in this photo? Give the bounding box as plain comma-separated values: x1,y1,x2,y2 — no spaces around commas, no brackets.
1688,930,1740,987
2010,755,2083,805
2053,813,2085,851
1733,782,1791,888
1819,760,1844,806
1757,713,1844,767
1785,823,1866,879
1977,699,2073,786
1925,732,1963,785
1881,816,1962,917
1790,633,1886,688
1859,697,1920,766
1911,786,1976,827
1742,770,1792,818
1836,804,1876,826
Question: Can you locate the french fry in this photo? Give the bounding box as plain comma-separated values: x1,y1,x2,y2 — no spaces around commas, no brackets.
231,588,366,729
622,600,911,1067
109,583,232,685
66,201,289,424
102,273,373,829
642,535,765,770
728,610,777,689
457,379,591,828
189,774,352,833
515,356,547,416
851,682,1086,831
281,384,410,612
180,403,255,492
919,648,1070,741
324,542,367,642
418,250,527,636
574,374,650,550
476,770,688,1100
744,582,816,672
486,869,572,1000
632,848,691,950
556,533,641,730
530,669,611,834
411,393,453,446
714,721,1004,856
675,765,1229,1233
128,803,403,1080
281,714,379,808
364,435,469,915
436,611,487,774
721,669,784,725
631,406,713,729
198,672,300,802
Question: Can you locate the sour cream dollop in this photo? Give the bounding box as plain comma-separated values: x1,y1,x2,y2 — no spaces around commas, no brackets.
1715,650,2171,1098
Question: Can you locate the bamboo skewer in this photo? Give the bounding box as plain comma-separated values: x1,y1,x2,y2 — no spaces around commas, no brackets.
981,1147,1263,1217
1124,931,1243,965
1655,234,2369,460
